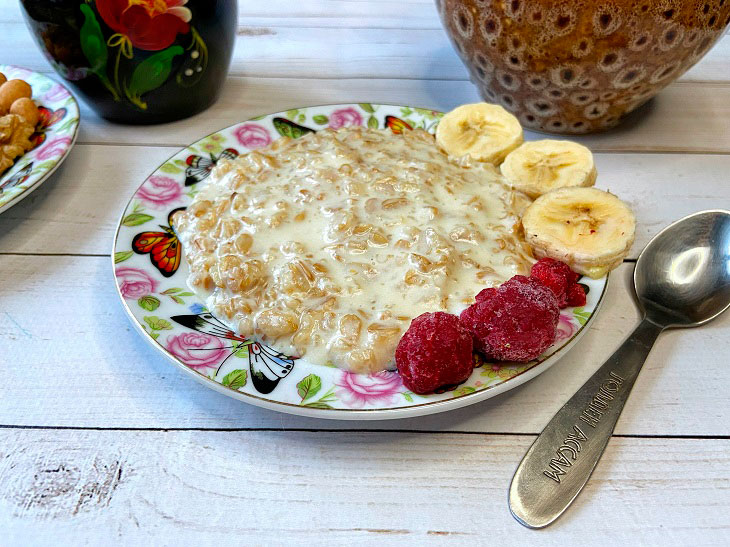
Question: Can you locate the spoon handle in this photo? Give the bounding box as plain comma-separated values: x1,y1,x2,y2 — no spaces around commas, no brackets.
509,317,664,529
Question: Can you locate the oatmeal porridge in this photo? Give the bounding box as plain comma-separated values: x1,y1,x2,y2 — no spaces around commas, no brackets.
172,127,533,373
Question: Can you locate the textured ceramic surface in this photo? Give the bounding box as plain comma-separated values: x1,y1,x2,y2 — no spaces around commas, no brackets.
112,103,608,419
0,65,79,214
437,0,730,134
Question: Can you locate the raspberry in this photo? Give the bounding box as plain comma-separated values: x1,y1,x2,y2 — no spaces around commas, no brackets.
395,312,475,394
460,275,559,362
566,282,587,307
475,287,497,302
530,257,584,309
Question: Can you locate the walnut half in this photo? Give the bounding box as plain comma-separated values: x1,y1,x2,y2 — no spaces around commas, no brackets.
0,114,34,175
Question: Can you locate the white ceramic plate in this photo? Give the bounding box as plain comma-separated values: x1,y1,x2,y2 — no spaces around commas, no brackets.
112,103,607,419
0,65,79,214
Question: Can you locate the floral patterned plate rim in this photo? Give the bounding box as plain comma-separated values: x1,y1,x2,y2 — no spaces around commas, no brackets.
0,65,80,215
112,103,608,420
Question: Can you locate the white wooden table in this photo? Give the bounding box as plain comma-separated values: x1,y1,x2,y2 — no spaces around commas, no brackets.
1,1,729,544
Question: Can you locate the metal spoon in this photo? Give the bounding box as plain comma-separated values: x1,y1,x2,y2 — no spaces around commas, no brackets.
509,209,730,529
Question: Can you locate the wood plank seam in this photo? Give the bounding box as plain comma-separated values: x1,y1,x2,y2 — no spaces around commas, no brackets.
1,425,728,440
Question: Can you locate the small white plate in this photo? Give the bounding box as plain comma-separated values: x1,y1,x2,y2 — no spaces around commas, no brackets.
0,65,80,214
112,103,607,419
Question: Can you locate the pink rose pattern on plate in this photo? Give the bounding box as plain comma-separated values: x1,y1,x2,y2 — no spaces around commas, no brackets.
35,136,73,161
116,267,159,299
137,175,183,208
43,83,71,102
328,107,363,129
166,333,229,370
113,103,602,410
234,123,272,149
555,312,579,343
335,371,403,408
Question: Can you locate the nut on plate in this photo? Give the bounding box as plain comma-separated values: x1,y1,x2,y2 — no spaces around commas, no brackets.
10,97,39,127
0,113,34,175
0,79,32,114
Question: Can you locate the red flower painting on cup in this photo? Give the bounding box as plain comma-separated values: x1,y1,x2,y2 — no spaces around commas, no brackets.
78,0,208,110
97,0,191,51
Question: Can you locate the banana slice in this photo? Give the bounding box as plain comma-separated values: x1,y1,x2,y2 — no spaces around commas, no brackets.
501,139,597,198
436,103,523,164
521,187,635,279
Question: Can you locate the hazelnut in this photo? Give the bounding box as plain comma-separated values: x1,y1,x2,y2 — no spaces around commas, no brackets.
0,79,32,114
0,73,6,86
10,98,39,127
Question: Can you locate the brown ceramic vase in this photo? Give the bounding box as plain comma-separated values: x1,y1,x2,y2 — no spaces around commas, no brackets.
437,0,730,134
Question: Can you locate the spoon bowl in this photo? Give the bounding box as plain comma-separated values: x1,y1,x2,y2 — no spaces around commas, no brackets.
635,209,730,327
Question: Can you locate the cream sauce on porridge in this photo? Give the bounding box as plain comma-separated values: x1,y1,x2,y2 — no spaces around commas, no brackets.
173,127,532,373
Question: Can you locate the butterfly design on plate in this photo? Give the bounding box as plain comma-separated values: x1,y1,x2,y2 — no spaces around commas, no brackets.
171,312,297,394
132,207,185,277
0,162,33,195
272,117,315,139
184,148,239,186
29,106,67,149
385,115,413,134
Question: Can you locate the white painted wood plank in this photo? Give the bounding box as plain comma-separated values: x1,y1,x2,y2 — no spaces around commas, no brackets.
0,1,26,23
232,28,730,82
0,430,728,544
0,145,175,256
240,0,440,29
231,26,471,80
1,258,728,434
3,21,729,83
1,147,727,256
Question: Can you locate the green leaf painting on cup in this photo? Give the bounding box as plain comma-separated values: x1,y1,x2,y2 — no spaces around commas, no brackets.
125,46,184,109
79,4,118,100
